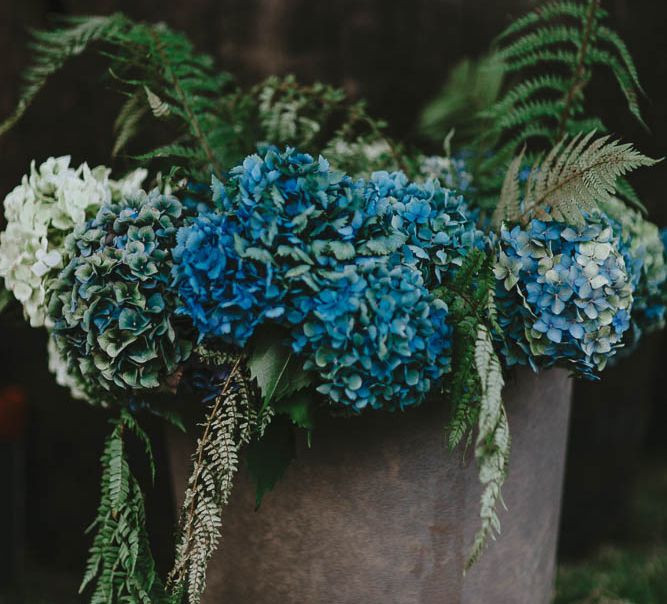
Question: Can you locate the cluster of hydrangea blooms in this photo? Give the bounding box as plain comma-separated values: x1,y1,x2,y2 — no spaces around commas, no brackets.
173,146,481,409
289,257,452,411
173,146,394,345
494,217,634,376
47,190,193,396
602,197,667,342
363,170,483,286
0,156,146,326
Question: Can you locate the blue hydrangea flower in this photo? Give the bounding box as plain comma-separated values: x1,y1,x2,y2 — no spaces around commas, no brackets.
213,146,372,269
494,217,634,377
288,257,452,411
174,147,378,343
171,211,284,346
363,171,483,286
173,147,474,410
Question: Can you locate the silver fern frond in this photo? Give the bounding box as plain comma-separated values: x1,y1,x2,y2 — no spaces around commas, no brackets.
168,354,257,604
466,324,509,570
493,132,659,228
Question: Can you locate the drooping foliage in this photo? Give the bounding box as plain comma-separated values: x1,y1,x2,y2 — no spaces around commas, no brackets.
81,411,169,603
168,348,257,604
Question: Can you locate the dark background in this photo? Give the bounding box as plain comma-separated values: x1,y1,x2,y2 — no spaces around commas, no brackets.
0,0,666,601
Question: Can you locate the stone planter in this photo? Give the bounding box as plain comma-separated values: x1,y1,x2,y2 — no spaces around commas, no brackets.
167,367,572,604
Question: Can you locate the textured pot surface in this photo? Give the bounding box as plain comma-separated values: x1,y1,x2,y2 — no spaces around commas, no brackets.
167,367,572,604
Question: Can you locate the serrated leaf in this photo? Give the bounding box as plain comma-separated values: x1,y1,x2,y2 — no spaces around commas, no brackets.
247,327,313,409
275,389,316,430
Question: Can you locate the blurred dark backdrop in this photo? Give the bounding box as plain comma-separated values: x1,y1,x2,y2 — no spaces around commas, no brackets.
0,0,666,601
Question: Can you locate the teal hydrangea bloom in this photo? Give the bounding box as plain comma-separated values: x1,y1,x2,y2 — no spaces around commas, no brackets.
363,171,483,286
175,147,379,344
47,190,193,397
173,147,473,410
494,217,634,377
289,257,452,411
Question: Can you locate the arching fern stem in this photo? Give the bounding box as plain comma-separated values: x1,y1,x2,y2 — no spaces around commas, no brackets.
557,0,600,139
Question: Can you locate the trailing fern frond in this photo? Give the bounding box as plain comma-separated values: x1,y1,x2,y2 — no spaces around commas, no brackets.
436,250,509,562
1,15,241,179
168,351,258,604
81,410,168,603
465,323,509,569
0,15,126,136
493,132,658,228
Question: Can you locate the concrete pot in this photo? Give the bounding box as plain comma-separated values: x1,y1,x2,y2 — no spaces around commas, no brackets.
167,367,572,604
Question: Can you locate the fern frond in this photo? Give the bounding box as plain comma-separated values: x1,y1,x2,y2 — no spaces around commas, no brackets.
0,15,128,136
495,1,590,42
490,75,569,116
491,147,526,229
476,0,648,210
496,132,658,227
168,353,258,604
112,92,148,157
465,324,509,570
1,15,240,179
499,25,582,61
80,410,168,603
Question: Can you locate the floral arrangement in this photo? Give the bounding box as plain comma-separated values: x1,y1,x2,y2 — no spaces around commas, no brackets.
0,2,666,603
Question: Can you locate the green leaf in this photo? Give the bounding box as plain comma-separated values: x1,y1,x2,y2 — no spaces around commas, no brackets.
275,389,316,430
246,414,296,508
247,327,313,409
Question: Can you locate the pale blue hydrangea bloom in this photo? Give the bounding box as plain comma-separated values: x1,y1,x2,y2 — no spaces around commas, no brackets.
494,217,634,377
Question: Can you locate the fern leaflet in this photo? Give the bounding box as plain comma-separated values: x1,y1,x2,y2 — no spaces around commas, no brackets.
493,131,658,227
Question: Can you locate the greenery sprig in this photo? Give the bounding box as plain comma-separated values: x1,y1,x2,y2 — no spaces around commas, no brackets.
81,410,168,603
437,249,510,564
472,0,647,208
168,349,257,603
492,131,659,228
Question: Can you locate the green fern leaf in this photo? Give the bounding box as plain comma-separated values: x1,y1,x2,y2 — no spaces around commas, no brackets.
0,15,128,136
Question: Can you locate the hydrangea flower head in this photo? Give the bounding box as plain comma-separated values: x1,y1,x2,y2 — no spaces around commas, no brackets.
0,156,146,326
289,257,452,411
47,190,192,397
213,146,370,266
363,171,483,285
494,217,634,376
172,210,284,346
176,146,399,342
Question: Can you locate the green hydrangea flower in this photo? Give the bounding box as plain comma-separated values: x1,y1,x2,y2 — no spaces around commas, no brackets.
47,190,193,397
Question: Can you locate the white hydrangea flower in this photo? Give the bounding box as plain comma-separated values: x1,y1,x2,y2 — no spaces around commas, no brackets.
0,156,146,327
47,335,88,401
